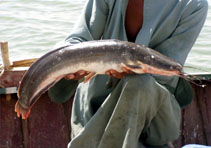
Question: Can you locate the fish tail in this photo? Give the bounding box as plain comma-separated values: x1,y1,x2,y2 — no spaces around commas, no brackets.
15,100,31,119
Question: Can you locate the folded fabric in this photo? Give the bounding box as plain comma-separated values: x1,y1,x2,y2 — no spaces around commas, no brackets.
48,78,79,103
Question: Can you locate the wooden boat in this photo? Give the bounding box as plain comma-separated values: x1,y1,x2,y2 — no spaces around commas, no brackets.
0,42,210,148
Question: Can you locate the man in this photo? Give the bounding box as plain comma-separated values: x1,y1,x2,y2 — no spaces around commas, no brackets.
49,0,208,147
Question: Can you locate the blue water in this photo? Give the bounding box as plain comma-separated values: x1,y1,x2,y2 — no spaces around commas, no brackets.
0,0,211,74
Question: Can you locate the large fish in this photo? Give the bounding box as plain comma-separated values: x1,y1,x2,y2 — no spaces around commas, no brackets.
15,39,183,119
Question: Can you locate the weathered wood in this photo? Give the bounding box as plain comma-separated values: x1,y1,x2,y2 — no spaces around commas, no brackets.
0,94,24,148
182,92,207,144
21,119,30,148
21,93,70,148
0,41,12,69
0,70,25,87
12,58,38,67
62,97,74,140
195,82,211,145
174,81,211,147
5,94,11,101
0,70,211,147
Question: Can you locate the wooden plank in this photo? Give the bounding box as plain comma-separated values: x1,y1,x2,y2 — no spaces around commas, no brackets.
174,81,211,147
180,83,208,145
195,82,211,145
0,70,25,87
21,93,70,148
62,96,74,140
0,94,24,148
12,58,37,67
1,70,210,147
182,90,206,144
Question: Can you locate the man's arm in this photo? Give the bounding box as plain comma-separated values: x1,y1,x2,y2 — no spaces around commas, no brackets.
49,0,109,103
152,0,208,108
65,0,108,44
155,0,208,66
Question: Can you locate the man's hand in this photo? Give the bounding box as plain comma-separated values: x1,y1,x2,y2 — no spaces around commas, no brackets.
65,67,135,81
105,68,134,79
65,70,90,80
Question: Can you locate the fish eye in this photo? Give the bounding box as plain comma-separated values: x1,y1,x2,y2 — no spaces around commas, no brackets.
169,66,174,70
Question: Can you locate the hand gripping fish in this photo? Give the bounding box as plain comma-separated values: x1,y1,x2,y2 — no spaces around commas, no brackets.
15,39,183,119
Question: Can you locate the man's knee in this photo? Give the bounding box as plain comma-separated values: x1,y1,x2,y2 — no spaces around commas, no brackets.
122,74,157,92
119,74,171,106
198,0,208,10
119,74,161,102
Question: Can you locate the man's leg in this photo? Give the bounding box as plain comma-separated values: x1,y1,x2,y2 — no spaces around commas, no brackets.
69,74,181,148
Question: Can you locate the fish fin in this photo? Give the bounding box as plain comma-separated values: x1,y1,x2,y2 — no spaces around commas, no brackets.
15,100,31,119
121,63,144,73
84,72,96,83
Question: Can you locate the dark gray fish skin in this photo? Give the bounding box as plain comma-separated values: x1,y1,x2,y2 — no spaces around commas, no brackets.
15,39,182,119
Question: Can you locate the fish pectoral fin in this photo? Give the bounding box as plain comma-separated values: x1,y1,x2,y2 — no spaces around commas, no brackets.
121,63,143,73
84,72,96,83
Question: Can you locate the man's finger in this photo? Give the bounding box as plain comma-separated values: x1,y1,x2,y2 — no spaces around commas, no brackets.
65,73,75,80
105,69,126,79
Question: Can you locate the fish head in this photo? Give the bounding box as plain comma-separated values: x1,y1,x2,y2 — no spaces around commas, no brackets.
125,47,183,76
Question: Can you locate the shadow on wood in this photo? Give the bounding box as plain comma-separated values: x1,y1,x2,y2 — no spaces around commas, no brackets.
174,81,211,147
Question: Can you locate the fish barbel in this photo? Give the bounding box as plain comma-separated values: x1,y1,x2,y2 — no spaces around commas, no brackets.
15,39,183,119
